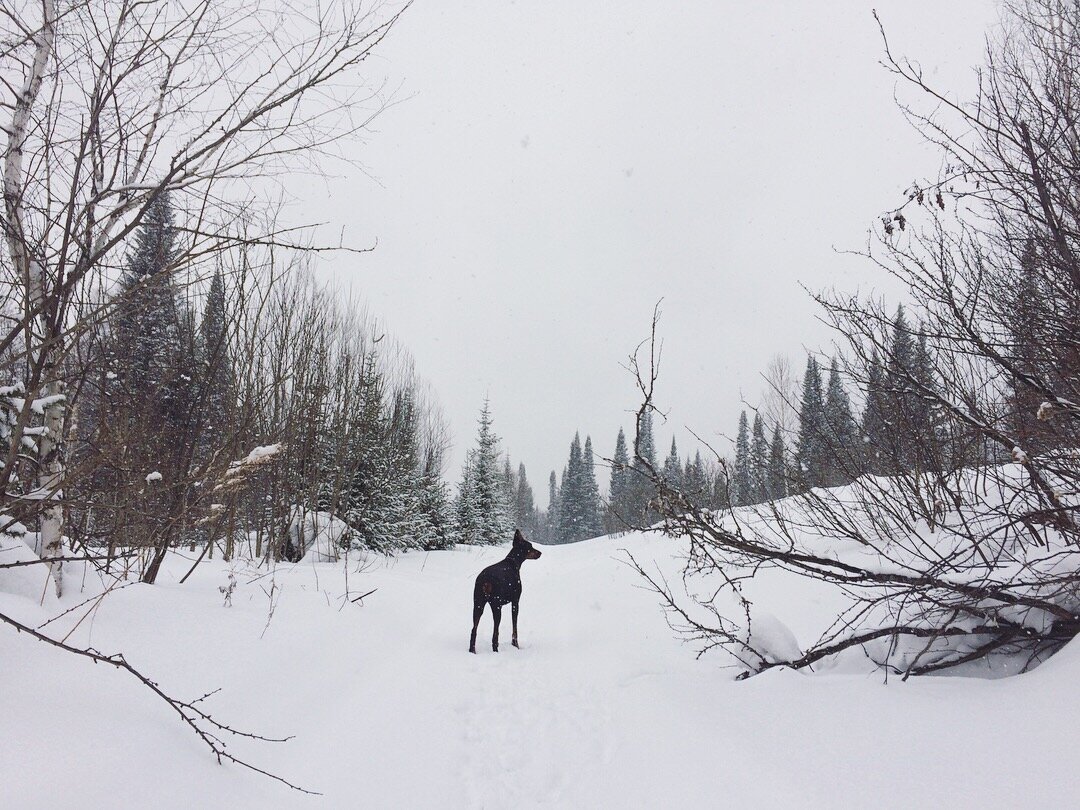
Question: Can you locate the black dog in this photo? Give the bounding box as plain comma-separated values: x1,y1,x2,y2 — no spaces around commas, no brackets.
469,529,542,653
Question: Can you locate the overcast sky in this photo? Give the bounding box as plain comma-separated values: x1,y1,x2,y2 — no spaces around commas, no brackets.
294,0,998,507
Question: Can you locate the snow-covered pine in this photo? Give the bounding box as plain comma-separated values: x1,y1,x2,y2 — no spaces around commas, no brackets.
733,410,752,506
452,401,512,546
662,436,683,492
822,357,859,487
766,426,788,501
750,412,769,503
605,426,632,532
795,356,827,491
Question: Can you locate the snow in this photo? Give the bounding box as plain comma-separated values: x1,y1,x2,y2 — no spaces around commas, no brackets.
236,443,282,466
145,471,162,483
746,606,802,664
2,531,1079,808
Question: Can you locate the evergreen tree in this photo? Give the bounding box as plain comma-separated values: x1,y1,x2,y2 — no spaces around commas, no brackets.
750,412,769,503
882,305,919,470
418,446,453,549
767,426,788,500
662,437,683,490
682,450,709,503
453,400,512,545
581,436,603,537
606,427,632,531
628,410,658,523
862,349,888,474
544,470,560,544
115,192,192,417
198,268,231,438
823,357,859,486
76,192,199,552
557,432,601,543
711,463,731,510
795,356,827,490
513,462,538,538
733,410,751,506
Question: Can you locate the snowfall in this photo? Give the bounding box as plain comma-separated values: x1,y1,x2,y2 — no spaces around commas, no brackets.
3,523,1078,808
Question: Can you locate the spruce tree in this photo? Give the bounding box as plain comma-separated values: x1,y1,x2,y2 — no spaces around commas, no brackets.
662,437,683,491
453,400,512,545
682,450,709,503
767,426,788,500
557,433,588,543
418,446,453,549
750,412,769,503
712,463,731,510
198,268,231,438
862,349,888,474
883,305,919,470
546,470,560,544
581,436,603,538
629,410,658,523
607,427,632,531
514,462,537,538
795,356,826,490
733,410,751,506
823,357,858,486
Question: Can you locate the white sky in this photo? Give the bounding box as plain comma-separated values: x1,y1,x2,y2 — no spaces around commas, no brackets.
294,0,999,506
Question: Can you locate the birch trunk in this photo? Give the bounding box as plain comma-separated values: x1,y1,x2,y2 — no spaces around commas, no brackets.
3,1,62,596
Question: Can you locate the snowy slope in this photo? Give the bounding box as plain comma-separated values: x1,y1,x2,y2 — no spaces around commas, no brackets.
2,532,1079,809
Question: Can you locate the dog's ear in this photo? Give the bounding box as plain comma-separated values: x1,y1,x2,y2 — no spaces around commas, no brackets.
513,529,526,545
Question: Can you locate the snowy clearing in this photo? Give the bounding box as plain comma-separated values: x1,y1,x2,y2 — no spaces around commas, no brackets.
3,532,1079,808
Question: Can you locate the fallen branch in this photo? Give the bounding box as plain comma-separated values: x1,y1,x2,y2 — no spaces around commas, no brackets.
0,609,318,794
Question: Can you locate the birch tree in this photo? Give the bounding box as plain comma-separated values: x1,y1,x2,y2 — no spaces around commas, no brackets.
0,0,404,594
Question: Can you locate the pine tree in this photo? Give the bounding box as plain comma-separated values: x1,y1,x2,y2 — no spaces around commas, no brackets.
662,437,683,491
606,427,632,531
733,410,751,506
682,450,709,504
712,463,732,510
545,470,560,544
750,412,769,503
116,193,188,406
557,433,592,543
629,410,658,523
795,356,827,490
581,436,603,537
767,426,787,500
453,400,512,545
862,349,888,474
513,462,537,538
823,357,858,486
77,192,199,553
198,268,231,437
882,305,919,471
418,446,453,549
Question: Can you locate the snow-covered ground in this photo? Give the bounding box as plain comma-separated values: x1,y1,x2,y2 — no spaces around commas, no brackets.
3,531,1079,808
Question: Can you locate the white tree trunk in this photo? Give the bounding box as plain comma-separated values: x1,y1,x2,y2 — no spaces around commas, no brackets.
3,1,61,596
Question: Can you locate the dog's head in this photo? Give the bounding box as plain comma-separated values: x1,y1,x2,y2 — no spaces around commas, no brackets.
513,529,542,560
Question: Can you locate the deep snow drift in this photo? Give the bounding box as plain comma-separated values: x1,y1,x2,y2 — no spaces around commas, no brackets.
3,531,1079,808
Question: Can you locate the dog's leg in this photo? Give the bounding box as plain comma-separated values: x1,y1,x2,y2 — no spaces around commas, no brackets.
469,602,484,653
511,600,520,648
491,603,502,652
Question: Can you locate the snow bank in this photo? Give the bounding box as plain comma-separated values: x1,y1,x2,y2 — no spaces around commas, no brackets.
294,509,351,563
1,532,1079,808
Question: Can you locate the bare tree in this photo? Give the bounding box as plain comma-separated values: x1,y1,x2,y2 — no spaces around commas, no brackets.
627,1,1080,679
0,0,407,593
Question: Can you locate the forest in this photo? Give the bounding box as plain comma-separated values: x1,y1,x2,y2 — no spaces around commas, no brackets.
2,0,1078,807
